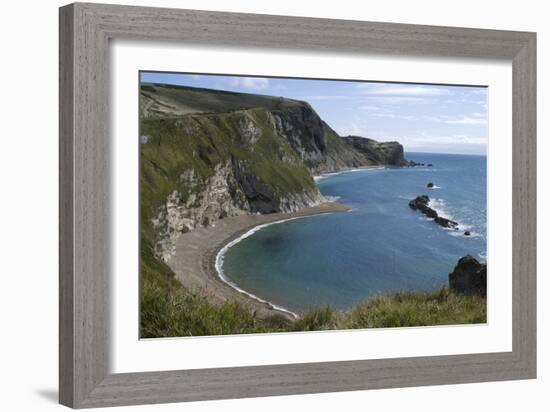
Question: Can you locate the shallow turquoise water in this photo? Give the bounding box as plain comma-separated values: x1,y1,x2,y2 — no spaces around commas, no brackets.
221,153,487,313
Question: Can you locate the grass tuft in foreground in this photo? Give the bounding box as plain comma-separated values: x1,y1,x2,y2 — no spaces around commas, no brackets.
140,261,486,338
344,288,486,329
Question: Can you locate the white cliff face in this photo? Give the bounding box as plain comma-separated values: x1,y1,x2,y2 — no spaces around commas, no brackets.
151,191,194,262
278,191,325,213
151,156,325,261
152,162,250,261
239,114,261,147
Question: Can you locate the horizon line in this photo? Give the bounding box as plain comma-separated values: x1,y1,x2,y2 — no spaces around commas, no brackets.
405,150,486,156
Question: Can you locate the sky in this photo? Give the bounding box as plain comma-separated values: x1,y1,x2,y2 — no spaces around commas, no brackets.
141,72,488,155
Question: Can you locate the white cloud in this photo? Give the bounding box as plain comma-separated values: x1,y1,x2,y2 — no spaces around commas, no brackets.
365,112,487,125
339,122,363,136
333,117,487,155
229,77,270,90
469,88,488,95
423,115,444,122
392,134,487,155
475,100,488,109
444,116,487,125
413,135,487,145
305,95,348,100
358,84,451,97
371,113,419,121
366,96,428,104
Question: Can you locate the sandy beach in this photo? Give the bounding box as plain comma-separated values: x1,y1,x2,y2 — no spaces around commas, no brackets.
167,202,351,319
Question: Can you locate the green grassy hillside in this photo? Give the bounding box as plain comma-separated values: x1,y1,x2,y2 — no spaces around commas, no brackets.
140,107,316,213
141,266,486,338
140,107,319,259
141,82,305,117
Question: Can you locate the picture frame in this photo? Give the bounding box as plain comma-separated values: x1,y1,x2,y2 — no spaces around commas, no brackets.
59,2,536,408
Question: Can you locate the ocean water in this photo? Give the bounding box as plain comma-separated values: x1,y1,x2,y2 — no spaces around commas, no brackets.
221,153,487,313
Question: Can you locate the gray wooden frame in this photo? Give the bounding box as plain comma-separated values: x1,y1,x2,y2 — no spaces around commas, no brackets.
59,2,537,408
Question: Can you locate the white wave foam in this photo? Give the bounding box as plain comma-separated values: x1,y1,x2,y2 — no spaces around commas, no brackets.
427,198,476,235
428,185,441,189
427,198,448,216
424,198,483,238
313,166,385,182
215,213,334,319
478,251,487,262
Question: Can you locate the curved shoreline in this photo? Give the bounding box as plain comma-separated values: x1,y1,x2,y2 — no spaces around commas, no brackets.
214,216,324,319
313,165,386,181
167,202,351,319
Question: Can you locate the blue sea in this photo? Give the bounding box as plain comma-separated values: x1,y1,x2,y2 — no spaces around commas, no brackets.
221,153,487,313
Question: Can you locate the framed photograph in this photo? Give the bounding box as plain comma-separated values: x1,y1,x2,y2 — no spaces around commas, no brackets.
59,2,536,408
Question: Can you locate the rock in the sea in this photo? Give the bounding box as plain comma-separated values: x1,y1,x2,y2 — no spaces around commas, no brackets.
409,195,459,229
464,231,471,236
449,255,487,297
408,195,430,210
424,208,437,219
434,215,459,229
409,195,436,217
427,182,434,188
428,163,433,167
409,196,435,218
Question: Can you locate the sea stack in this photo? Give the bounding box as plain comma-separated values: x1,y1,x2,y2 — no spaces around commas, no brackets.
409,195,437,218
409,195,459,229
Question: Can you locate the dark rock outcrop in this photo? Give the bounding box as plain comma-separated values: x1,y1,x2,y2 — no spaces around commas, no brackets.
449,255,487,297
408,194,430,210
409,195,437,218
427,182,434,188
409,195,459,229
464,231,471,236
230,158,284,214
340,135,409,169
434,216,459,230
268,111,409,173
